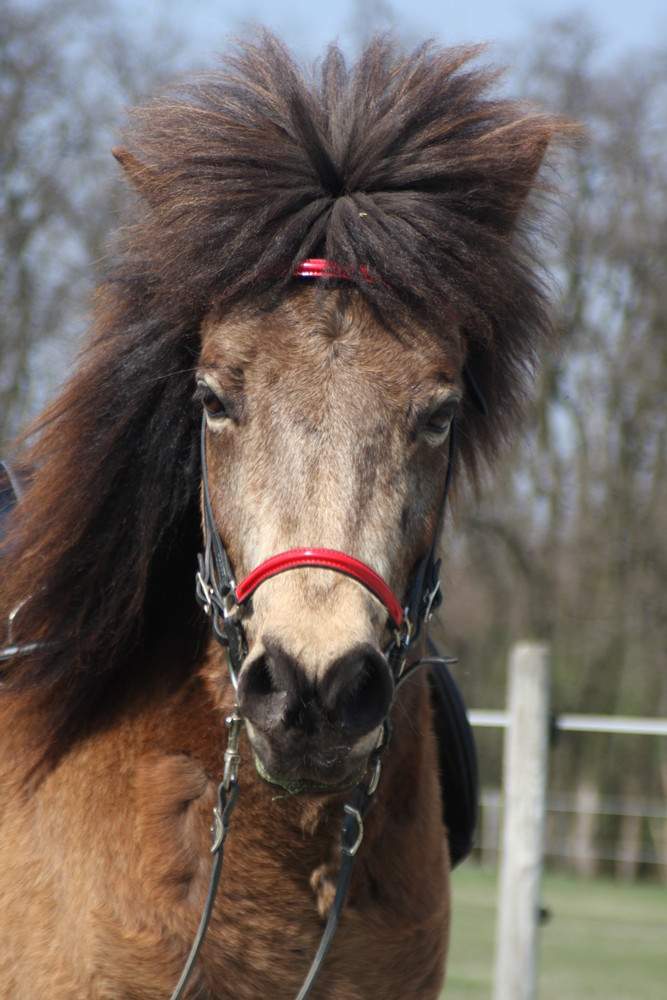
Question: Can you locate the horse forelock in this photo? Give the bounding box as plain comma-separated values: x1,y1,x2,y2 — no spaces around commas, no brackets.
0,32,575,767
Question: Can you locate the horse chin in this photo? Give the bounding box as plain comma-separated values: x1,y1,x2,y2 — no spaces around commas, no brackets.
251,750,367,797
246,724,378,796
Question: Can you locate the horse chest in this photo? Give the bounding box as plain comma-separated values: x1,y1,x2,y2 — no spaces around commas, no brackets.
195,805,450,999
127,728,450,999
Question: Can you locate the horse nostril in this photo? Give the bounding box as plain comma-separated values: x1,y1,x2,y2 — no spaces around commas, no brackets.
237,642,394,742
237,653,288,731
323,645,395,740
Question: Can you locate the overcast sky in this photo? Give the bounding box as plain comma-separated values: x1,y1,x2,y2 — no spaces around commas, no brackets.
114,0,666,69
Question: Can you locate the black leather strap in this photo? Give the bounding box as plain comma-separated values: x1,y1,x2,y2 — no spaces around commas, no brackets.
295,739,385,1000
386,419,456,684
168,778,240,1000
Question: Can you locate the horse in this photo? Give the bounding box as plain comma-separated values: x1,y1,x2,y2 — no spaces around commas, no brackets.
0,33,571,999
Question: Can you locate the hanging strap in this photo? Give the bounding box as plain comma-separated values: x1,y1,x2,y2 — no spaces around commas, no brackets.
295,739,384,1000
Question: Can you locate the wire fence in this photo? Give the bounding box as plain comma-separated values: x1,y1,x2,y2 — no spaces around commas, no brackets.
468,707,667,880
476,788,667,876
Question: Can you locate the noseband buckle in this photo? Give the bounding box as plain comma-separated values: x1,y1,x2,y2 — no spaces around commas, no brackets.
221,589,240,623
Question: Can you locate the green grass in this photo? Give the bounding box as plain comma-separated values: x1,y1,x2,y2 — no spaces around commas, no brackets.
442,863,667,999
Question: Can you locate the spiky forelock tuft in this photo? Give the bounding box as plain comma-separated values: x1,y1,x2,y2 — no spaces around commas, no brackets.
114,32,570,438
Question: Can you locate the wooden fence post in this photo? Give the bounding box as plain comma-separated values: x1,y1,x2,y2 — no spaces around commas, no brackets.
493,642,550,1000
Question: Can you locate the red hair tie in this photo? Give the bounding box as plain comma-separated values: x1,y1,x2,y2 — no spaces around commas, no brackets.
293,258,373,283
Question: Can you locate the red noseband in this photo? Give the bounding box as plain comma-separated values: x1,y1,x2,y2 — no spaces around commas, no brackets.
235,547,404,629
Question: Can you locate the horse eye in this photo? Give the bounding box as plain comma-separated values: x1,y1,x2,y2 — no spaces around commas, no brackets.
425,401,457,436
196,381,228,419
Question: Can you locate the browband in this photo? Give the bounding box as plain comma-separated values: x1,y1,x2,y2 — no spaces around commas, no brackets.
293,258,373,282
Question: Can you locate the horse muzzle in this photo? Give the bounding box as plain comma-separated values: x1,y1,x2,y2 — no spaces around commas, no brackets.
237,638,395,792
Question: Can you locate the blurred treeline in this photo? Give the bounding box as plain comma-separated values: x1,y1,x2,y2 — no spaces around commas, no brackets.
436,22,667,877
1,0,181,440
2,3,665,872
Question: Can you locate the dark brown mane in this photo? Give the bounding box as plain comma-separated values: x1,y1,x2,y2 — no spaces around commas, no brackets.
0,32,571,763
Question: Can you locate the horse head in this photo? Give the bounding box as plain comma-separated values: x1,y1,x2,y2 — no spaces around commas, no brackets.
195,287,463,792
1,34,572,786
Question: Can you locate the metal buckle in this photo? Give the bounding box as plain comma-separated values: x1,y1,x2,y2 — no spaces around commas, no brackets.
221,588,240,623
366,754,382,797
196,567,240,620
340,805,364,857
1,599,43,663
423,579,441,622
394,610,413,651
210,807,227,854
195,571,213,616
223,704,243,790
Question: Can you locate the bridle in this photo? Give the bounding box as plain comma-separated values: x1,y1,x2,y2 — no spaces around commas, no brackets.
177,260,460,1000
194,257,457,693
194,411,453,694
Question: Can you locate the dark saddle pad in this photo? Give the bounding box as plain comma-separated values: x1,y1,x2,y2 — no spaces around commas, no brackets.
427,650,478,866
0,460,478,865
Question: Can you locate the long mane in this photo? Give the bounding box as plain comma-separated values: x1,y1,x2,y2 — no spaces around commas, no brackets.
1,32,571,761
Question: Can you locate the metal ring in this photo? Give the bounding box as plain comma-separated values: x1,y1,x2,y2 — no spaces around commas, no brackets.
210,808,225,854
340,805,364,857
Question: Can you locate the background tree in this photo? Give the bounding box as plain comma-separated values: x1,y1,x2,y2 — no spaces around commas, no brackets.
0,0,179,447
436,19,667,873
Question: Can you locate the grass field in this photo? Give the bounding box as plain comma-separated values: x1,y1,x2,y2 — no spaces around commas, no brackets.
442,863,667,999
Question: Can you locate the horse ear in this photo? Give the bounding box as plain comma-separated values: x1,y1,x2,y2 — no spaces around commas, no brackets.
492,132,553,234
111,147,160,204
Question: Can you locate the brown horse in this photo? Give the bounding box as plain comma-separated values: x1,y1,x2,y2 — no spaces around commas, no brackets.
0,33,570,999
